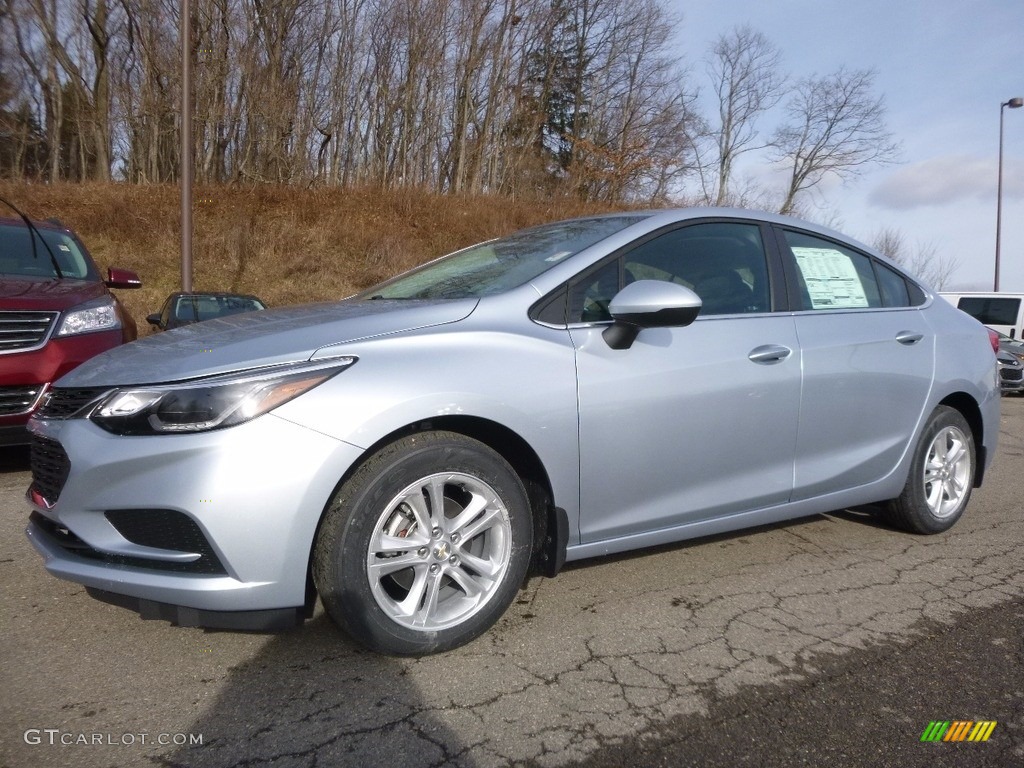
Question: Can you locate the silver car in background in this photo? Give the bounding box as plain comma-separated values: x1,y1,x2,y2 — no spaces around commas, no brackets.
25,209,1000,654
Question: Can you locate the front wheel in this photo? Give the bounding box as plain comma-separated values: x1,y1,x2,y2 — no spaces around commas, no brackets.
884,406,976,534
313,431,533,654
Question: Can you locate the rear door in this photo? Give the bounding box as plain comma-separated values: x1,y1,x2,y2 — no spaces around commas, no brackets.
774,227,935,500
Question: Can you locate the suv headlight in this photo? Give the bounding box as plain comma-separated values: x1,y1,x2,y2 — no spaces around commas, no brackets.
57,296,122,336
90,358,355,435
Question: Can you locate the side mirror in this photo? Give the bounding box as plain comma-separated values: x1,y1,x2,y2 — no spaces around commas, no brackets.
145,313,162,328
603,280,702,350
105,267,142,289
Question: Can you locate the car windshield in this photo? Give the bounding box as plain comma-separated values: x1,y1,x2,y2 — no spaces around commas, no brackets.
359,216,648,300
0,224,99,280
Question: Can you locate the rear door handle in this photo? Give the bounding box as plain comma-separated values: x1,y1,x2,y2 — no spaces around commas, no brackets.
748,344,793,364
896,331,924,345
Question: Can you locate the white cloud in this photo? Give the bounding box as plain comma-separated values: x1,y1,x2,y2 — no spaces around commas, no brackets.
869,155,1024,210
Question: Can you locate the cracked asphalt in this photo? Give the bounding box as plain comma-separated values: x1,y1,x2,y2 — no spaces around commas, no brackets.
2,398,1022,768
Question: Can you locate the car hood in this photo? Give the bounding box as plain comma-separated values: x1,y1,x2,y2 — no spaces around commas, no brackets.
0,276,109,311
58,298,478,387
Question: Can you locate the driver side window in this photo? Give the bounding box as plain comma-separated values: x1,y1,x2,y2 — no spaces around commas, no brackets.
567,222,771,323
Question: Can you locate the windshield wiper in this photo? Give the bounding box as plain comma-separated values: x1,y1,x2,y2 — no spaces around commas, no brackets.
0,195,64,279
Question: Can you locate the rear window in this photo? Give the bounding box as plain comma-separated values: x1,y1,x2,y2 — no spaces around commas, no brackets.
957,297,1021,326
781,230,881,310
0,224,98,280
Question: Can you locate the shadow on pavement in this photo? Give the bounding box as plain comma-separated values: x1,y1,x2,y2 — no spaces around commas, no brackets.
164,612,469,767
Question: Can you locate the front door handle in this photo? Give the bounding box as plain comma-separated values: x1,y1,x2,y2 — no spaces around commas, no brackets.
896,331,924,345
748,344,793,364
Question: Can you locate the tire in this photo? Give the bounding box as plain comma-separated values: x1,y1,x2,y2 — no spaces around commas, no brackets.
313,431,533,655
884,406,975,534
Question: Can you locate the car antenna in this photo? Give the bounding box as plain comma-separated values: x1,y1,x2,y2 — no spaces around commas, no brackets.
0,195,64,279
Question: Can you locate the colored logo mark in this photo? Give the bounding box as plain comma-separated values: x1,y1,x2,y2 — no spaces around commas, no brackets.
920,721,997,742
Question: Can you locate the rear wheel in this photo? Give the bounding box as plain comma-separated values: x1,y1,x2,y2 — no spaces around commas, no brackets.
313,431,533,654
884,406,975,534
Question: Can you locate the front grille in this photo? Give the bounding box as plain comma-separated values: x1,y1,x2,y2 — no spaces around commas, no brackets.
38,387,110,419
30,511,227,575
29,435,71,505
1001,367,1023,382
0,311,58,353
0,384,44,416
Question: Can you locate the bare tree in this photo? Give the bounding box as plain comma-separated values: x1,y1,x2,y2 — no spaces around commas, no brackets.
7,0,65,180
871,226,905,262
116,0,179,182
12,0,122,180
872,226,960,290
703,25,784,206
1,0,698,197
774,67,899,215
567,0,699,202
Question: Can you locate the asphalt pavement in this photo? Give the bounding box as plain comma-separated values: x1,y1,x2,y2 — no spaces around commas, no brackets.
1,399,1022,768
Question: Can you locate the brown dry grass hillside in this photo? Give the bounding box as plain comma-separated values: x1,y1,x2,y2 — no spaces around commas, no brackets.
0,182,620,332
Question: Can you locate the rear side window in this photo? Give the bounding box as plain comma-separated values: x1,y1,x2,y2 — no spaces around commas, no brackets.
958,297,1021,326
874,261,912,307
780,229,923,310
781,230,881,310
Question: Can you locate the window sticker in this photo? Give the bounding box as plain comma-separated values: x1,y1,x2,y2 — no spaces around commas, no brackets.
792,247,869,309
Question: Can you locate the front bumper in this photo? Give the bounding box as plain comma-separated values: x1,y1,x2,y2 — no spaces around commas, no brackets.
1,330,126,440
998,365,1023,394
0,422,33,446
84,586,308,630
25,412,364,621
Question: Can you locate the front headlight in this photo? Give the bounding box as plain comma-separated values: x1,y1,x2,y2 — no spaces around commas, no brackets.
57,296,121,336
90,358,356,435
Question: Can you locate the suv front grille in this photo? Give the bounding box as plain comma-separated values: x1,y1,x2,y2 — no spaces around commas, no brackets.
38,387,110,419
0,311,58,353
0,385,44,416
29,435,71,505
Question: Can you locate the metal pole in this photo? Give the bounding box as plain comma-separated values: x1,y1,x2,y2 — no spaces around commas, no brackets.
996,102,1006,292
180,0,193,292
996,98,1024,292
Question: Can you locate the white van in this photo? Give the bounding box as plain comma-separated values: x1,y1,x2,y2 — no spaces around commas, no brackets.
940,292,1024,339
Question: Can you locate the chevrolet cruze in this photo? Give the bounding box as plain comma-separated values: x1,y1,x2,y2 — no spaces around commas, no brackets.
25,209,1000,654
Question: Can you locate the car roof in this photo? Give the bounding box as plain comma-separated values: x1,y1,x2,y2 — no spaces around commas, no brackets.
0,216,73,233
548,207,883,260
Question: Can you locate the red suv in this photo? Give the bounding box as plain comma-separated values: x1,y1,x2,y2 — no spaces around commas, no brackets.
0,214,141,445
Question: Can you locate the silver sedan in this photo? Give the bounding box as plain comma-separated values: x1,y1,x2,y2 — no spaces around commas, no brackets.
25,209,1000,654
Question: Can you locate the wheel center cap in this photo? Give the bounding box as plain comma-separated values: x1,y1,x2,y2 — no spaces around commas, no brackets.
434,542,451,560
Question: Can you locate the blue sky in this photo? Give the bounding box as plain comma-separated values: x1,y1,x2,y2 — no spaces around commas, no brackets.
669,0,1024,291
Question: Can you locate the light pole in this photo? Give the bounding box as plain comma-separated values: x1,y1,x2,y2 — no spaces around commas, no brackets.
995,96,1023,291
180,0,193,292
